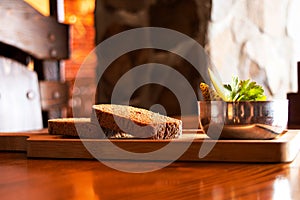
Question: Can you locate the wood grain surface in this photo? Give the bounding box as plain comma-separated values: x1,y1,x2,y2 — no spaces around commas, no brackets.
0,151,299,200
0,114,300,199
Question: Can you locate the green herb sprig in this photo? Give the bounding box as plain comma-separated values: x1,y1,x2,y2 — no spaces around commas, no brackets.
224,76,267,101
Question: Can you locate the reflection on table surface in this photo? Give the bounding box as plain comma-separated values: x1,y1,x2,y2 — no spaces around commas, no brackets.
0,151,299,200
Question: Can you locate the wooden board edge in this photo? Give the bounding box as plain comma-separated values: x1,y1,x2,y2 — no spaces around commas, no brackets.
0,135,29,151
283,130,300,162
26,136,93,159
0,129,49,151
25,130,300,162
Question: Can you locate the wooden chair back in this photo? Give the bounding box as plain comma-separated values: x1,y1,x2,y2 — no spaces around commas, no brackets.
0,0,70,131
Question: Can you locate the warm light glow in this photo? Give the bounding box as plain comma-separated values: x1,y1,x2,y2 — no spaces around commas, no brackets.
24,0,50,16
27,59,34,71
212,185,224,200
272,176,292,200
73,174,97,200
68,15,78,24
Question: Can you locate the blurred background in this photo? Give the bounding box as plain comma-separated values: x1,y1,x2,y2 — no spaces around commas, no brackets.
4,0,300,129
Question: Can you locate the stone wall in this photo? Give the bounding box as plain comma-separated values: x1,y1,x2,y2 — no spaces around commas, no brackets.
207,0,300,98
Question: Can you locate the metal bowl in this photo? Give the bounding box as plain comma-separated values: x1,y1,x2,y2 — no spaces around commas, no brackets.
198,100,289,140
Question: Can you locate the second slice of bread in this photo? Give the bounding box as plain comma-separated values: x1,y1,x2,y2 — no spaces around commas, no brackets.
92,104,182,139
48,118,101,138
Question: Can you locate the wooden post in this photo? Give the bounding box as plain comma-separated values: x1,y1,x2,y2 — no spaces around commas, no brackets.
287,62,300,128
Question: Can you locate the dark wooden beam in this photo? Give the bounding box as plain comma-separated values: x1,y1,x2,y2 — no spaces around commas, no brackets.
0,0,69,60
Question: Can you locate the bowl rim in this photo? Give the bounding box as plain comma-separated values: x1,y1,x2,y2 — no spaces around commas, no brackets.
198,99,289,103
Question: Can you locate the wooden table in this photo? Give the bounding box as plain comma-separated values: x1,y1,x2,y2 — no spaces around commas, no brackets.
0,150,300,200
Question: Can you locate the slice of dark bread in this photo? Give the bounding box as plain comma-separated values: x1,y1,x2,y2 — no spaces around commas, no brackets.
92,104,182,139
48,118,101,138
48,118,135,139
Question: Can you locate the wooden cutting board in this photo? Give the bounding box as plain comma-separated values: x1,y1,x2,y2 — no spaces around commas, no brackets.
0,129,48,151
1,129,300,163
